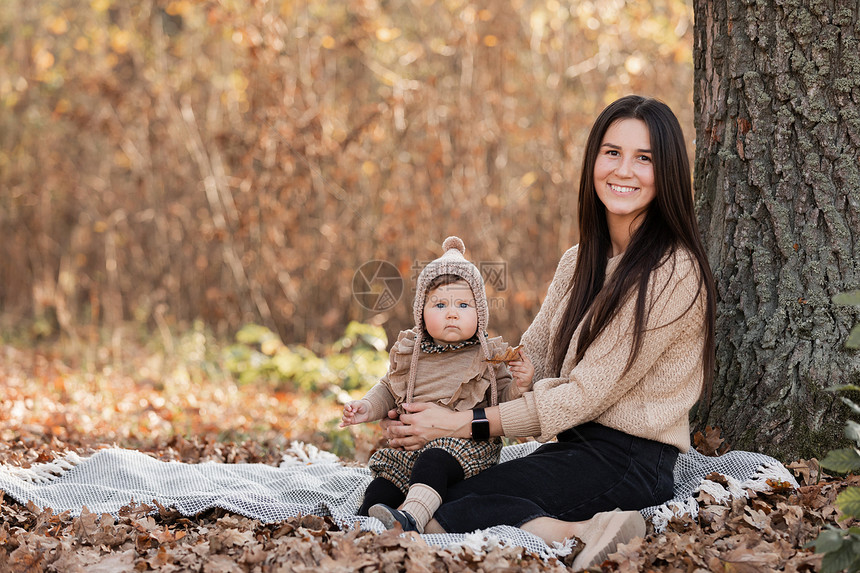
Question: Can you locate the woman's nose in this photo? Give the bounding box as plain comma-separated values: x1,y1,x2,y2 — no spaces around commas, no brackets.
615,156,633,177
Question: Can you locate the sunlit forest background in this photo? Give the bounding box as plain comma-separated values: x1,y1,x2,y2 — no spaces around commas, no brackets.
1,0,695,351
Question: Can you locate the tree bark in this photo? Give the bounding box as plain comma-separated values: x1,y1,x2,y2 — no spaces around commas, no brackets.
693,0,860,459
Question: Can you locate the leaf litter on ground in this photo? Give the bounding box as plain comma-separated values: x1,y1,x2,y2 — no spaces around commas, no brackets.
0,342,853,571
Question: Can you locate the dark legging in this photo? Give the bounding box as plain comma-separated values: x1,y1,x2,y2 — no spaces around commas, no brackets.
358,448,465,516
433,422,678,533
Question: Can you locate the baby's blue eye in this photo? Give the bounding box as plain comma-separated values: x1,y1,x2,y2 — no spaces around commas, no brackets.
435,303,446,309
458,302,469,308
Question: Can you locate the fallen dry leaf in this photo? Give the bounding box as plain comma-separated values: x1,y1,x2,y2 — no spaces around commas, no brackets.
0,343,854,572
485,344,524,364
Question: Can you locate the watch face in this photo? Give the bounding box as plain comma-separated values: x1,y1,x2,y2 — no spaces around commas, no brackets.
472,419,490,441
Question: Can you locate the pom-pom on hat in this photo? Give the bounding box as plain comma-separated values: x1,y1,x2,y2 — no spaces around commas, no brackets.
405,236,498,406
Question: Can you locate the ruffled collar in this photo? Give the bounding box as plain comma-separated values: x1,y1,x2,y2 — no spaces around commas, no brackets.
419,331,483,354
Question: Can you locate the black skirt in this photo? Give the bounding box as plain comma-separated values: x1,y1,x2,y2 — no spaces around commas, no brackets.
433,422,679,532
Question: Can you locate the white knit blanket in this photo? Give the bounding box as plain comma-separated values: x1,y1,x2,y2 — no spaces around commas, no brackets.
0,441,798,560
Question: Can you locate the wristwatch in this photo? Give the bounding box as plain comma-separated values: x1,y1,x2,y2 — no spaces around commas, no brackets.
471,408,490,441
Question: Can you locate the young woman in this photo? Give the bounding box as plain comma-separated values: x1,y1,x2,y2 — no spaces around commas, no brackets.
380,95,716,568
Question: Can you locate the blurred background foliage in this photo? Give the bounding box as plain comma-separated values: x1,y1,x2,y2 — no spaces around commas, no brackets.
0,0,694,351
224,320,388,392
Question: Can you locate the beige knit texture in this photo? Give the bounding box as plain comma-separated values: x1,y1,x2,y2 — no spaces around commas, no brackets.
400,483,443,532
498,245,706,453
406,236,499,406
360,330,518,423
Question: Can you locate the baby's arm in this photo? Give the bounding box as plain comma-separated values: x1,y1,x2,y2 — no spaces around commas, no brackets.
341,400,373,427
341,379,397,427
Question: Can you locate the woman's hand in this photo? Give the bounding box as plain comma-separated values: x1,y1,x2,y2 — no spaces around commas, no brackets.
379,409,406,450
386,403,472,450
509,349,535,395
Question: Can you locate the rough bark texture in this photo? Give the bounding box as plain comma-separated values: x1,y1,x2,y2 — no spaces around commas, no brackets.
693,0,860,460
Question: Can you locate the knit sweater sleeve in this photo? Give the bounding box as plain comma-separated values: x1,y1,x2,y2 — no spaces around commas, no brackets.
359,334,406,422
361,379,397,422
500,249,707,446
519,246,580,383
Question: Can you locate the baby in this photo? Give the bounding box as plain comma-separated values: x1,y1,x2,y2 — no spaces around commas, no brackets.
342,236,533,532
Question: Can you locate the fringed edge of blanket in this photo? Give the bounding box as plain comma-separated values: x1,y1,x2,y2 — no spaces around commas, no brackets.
279,441,342,467
648,461,801,533
0,450,89,485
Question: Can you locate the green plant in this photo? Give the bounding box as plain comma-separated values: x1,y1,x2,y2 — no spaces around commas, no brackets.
805,291,860,571
223,322,388,394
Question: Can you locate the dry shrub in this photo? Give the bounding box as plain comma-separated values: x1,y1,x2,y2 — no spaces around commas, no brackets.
0,0,695,346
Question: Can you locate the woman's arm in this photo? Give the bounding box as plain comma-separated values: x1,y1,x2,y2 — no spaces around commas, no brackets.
384,403,504,451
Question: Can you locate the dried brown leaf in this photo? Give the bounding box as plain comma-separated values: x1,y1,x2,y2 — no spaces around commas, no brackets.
485,344,524,364
693,426,730,456
786,459,820,487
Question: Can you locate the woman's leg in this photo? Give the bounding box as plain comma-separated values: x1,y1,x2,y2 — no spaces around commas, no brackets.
433,424,677,533
520,511,646,568
519,516,581,545
423,518,446,534
426,514,593,544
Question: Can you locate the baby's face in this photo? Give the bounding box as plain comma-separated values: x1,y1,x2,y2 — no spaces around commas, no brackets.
423,281,478,345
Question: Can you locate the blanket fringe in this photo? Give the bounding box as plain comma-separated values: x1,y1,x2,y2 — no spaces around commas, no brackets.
443,531,517,555
649,461,800,533
279,441,340,467
650,498,700,533
0,451,88,484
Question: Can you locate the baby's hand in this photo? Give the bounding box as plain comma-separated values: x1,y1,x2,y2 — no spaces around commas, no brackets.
508,349,534,394
340,400,371,427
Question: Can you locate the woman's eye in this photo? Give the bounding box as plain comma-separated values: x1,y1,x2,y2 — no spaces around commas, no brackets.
638,155,651,162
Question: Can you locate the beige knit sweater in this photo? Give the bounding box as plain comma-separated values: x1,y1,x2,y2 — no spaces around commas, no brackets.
498,245,707,453
361,330,519,423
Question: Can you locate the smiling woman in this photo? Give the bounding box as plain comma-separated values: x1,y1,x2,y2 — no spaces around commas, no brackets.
381,95,717,568
593,118,657,255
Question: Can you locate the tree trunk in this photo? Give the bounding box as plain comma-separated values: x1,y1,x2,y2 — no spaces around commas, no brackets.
693,0,860,460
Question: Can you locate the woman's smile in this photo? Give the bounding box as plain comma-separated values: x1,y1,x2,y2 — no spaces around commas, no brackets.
593,118,656,236
607,183,639,195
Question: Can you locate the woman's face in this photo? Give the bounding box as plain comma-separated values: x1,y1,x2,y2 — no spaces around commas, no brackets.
593,118,656,231
423,281,478,345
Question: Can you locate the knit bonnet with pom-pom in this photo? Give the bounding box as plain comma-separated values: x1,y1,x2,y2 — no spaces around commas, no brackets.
405,236,498,406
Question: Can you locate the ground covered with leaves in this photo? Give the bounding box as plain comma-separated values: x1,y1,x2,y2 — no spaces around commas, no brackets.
0,334,852,572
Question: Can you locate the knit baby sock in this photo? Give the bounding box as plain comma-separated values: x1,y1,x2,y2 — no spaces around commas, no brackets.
399,483,442,533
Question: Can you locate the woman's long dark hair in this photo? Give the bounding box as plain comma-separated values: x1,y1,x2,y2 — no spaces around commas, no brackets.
549,95,716,400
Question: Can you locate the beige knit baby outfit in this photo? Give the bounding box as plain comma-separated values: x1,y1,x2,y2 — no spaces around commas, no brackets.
357,237,521,495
